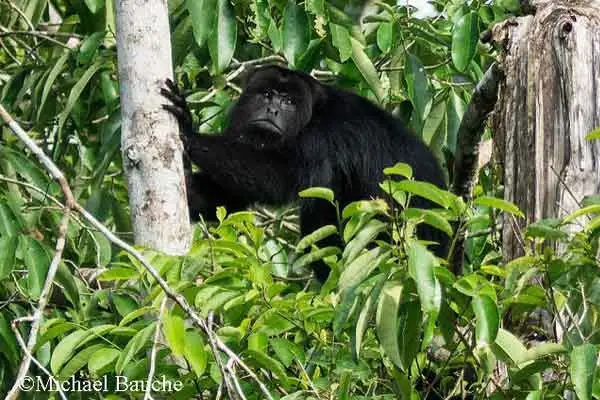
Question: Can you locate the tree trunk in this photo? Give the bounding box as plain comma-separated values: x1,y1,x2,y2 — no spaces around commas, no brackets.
115,0,191,254
491,0,600,260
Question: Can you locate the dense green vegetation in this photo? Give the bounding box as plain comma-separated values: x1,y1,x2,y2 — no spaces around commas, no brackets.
0,0,599,398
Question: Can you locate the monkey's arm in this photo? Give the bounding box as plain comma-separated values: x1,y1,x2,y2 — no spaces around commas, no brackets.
161,79,299,207
184,134,297,205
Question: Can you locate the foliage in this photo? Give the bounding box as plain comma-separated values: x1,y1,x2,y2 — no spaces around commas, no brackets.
1,0,600,399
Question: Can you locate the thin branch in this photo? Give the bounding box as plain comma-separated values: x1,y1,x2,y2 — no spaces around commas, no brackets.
206,312,243,400
6,211,71,400
145,297,167,400
0,29,73,48
11,316,68,400
449,62,504,275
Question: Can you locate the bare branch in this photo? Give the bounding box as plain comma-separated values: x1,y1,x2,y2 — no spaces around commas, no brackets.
145,298,167,400
6,211,71,400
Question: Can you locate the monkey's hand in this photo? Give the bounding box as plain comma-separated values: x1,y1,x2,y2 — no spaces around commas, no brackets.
161,79,194,148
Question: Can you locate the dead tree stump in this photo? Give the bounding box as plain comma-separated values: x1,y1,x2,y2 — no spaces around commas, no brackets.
491,0,600,260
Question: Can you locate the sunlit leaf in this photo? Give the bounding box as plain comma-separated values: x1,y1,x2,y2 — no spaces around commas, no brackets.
451,11,479,72
282,0,309,66
208,0,237,73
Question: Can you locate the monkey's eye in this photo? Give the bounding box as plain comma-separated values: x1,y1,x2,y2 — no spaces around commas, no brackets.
263,90,272,99
283,96,295,105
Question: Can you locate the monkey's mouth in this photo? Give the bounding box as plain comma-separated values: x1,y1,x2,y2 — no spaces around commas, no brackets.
247,119,283,135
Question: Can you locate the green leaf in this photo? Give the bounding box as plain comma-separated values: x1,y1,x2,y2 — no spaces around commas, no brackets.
112,294,138,317
563,205,600,224
404,208,453,237
78,32,105,64
0,235,18,279
163,314,185,356
0,202,20,236
492,328,527,365
184,330,208,377
339,248,390,291
526,219,567,240
473,196,525,218
377,22,393,54
208,0,237,73
119,306,154,326
254,309,295,336
298,187,335,203
248,349,288,383
24,238,51,299
59,344,107,379
271,338,304,367
56,60,105,151
296,225,338,252
100,71,118,105
342,219,387,264
383,163,413,179
292,247,340,270
451,11,479,72
396,180,452,208
342,199,388,220
397,301,422,370
115,323,156,374
446,90,466,154
54,262,80,308
376,281,404,369
353,274,386,359
50,329,91,374
569,344,597,400
88,347,120,377
405,54,431,121
497,0,521,12
330,23,352,62
472,295,499,346
248,332,268,352
38,50,69,120
97,266,138,281
522,343,567,363
186,0,217,48
351,37,385,102
333,288,358,335
408,243,441,315
84,0,105,13
268,18,282,52
282,0,309,66
0,312,19,365
585,127,600,141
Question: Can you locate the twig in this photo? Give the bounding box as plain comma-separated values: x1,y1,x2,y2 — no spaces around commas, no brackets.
5,211,71,400
145,297,167,400
0,29,71,48
0,104,274,400
11,316,68,400
206,312,242,400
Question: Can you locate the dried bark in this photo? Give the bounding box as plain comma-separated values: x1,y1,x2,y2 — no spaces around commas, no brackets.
491,0,600,260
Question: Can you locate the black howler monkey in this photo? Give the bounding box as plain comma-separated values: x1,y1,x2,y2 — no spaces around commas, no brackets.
162,65,447,281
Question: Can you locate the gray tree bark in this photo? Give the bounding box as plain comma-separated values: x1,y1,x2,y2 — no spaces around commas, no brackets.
491,0,600,260
115,0,191,254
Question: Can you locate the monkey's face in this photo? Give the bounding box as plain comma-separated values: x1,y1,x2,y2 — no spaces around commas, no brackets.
227,66,316,142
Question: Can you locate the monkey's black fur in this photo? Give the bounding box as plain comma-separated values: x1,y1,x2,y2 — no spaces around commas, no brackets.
162,66,447,281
